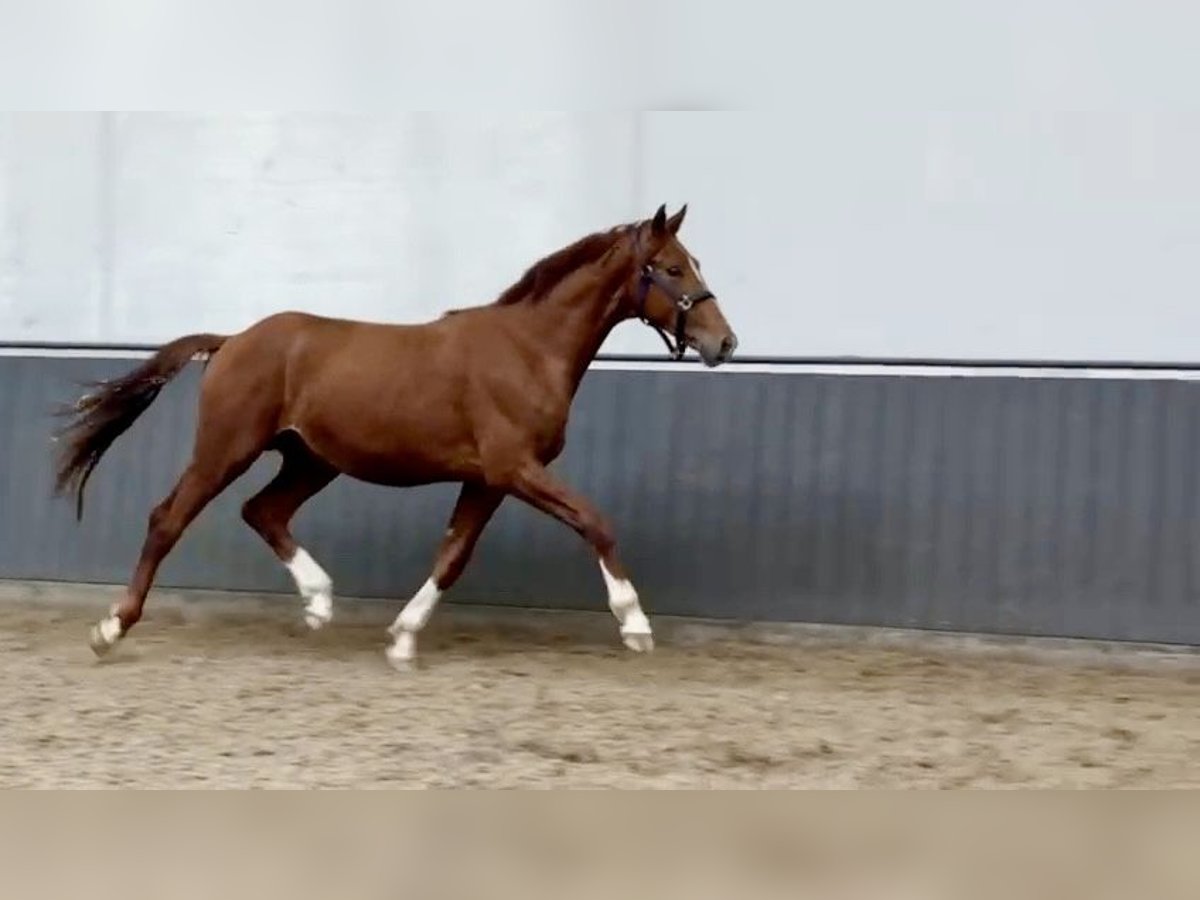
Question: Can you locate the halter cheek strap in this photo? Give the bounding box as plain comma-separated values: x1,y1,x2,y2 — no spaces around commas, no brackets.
634,265,715,361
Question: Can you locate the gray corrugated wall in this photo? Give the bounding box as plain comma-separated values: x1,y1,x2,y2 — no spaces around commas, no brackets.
2,355,1199,645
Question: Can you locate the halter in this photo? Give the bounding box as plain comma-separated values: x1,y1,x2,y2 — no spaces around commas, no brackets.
630,231,715,361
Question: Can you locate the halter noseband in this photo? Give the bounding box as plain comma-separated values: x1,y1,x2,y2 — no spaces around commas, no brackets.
631,236,715,361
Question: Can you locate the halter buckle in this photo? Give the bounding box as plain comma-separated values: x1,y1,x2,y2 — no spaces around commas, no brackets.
633,244,711,362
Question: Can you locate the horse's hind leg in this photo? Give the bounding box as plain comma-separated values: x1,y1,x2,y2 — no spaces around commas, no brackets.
241,436,338,629
88,405,272,657
385,481,503,669
90,432,264,655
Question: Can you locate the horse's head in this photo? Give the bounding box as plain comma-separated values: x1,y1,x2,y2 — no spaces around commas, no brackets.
630,204,738,367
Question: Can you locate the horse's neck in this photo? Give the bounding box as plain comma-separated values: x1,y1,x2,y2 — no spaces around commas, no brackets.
528,245,634,388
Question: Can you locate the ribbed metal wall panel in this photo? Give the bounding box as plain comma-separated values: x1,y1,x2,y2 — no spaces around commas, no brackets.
2,356,1199,645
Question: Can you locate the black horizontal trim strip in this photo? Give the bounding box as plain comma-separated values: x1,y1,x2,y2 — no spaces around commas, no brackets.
3,340,1200,371
596,354,1200,370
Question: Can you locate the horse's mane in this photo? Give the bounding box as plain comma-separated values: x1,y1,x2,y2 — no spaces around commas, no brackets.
442,223,633,318
493,225,628,307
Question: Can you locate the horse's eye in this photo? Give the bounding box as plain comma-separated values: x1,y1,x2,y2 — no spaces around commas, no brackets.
666,265,683,278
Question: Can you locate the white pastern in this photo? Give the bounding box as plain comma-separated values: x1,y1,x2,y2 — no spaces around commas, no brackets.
389,579,442,635
385,631,417,670
600,561,654,652
88,611,124,656
98,614,122,644
286,548,334,629
386,579,442,667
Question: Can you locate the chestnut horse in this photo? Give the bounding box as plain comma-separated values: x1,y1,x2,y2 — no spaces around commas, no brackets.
53,204,737,668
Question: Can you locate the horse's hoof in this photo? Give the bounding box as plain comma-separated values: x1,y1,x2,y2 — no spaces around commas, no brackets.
88,626,111,656
303,596,332,631
385,647,417,672
385,632,418,671
622,631,655,653
304,611,330,631
89,615,123,657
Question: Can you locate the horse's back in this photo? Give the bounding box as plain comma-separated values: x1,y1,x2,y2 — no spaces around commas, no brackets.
204,310,472,478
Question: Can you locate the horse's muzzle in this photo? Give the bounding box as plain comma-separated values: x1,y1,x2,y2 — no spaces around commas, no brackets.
699,333,738,368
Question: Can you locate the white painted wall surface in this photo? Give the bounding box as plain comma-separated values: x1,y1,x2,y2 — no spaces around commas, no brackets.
643,111,1200,362
3,109,1200,362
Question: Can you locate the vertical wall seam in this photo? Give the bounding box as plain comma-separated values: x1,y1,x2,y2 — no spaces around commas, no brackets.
629,112,644,218
96,112,116,342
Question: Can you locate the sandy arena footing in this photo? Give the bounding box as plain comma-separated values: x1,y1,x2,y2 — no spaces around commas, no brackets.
1,580,1197,788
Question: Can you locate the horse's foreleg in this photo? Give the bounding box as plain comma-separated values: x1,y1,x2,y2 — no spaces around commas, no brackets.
385,481,503,669
506,461,653,653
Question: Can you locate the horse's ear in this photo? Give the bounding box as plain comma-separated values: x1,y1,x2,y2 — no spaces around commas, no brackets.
666,203,687,234
650,204,668,235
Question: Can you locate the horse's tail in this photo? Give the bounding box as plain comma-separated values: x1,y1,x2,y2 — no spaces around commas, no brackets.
53,333,228,520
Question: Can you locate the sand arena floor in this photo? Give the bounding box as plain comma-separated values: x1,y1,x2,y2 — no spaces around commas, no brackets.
1,582,1197,788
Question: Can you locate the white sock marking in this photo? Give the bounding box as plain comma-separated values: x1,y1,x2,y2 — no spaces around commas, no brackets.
391,578,442,635
386,578,442,667
97,614,122,645
386,631,417,668
600,561,652,639
286,547,333,627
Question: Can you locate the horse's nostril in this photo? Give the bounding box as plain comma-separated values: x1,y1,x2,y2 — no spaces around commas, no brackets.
719,335,737,359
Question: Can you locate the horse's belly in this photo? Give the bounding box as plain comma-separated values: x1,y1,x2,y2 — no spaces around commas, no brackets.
287,388,479,486
303,423,479,486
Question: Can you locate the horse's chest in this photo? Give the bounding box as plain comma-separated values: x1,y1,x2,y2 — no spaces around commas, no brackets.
512,394,570,457
469,366,573,458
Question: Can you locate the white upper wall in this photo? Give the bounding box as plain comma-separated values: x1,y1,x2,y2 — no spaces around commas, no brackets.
645,111,1200,362
109,113,638,344
4,109,1200,362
